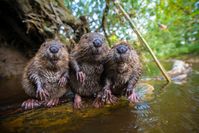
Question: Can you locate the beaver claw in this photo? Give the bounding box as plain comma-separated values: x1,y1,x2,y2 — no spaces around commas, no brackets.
45,98,59,107
73,94,83,109
76,71,86,85
21,99,42,110
93,92,104,108
127,89,139,103
36,88,49,101
58,76,67,87
102,89,118,105
93,85,118,106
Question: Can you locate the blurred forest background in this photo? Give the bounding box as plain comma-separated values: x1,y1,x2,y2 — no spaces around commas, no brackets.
64,0,199,59
1,1,199,131
0,0,198,78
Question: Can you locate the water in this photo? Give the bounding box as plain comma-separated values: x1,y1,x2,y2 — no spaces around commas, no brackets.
0,59,198,133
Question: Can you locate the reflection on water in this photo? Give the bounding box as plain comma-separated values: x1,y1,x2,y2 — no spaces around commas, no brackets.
0,61,199,133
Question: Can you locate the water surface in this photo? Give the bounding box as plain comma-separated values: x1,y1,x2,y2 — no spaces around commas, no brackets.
0,59,198,133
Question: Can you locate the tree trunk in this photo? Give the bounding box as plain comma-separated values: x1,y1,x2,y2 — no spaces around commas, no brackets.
0,0,89,78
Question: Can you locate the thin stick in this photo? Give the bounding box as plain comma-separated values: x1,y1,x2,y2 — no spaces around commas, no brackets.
102,0,111,45
114,1,171,83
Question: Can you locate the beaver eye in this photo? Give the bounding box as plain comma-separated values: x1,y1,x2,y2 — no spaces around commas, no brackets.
42,43,47,47
83,35,88,39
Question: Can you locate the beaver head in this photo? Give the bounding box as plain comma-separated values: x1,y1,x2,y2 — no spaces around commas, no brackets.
111,42,134,63
78,32,108,61
38,39,68,64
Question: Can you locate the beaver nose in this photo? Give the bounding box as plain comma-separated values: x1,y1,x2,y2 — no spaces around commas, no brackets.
116,45,128,54
93,39,102,48
49,45,59,53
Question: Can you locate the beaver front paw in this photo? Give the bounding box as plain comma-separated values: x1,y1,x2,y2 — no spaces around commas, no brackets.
76,71,86,85
36,88,49,100
58,76,68,87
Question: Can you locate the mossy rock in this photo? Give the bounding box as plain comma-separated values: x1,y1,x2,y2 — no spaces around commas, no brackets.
0,83,154,132
0,101,129,132
135,83,155,102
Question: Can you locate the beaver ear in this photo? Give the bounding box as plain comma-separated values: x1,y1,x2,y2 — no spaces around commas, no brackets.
130,45,134,50
41,42,47,47
102,37,105,41
82,34,88,39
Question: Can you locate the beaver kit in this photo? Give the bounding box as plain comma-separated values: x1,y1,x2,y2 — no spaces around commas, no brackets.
21,39,70,110
69,32,109,109
21,34,142,110
98,42,142,106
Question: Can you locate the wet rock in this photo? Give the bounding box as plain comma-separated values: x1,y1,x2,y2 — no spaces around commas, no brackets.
168,60,191,76
142,60,192,84
0,101,128,132
134,83,155,102
0,83,155,132
168,60,192,84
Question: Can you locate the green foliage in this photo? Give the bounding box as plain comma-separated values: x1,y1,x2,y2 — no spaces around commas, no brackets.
144,0,199,58
64,0,199,59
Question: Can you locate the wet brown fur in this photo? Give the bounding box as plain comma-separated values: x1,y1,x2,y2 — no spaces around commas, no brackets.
103,41,142,96
69,32,109,97
22,39,69,99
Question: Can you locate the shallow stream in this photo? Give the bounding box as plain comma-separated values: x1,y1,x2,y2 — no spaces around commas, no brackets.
0,58,198,133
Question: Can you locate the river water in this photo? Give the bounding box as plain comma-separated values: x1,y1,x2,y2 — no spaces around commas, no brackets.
0,59,198,133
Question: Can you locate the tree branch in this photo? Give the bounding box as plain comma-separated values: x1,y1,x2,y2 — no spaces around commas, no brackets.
96,0,111,45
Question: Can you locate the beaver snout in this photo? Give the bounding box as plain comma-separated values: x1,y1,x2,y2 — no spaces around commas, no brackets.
116,45,128,54
49,45,59,54
93,39,103,48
